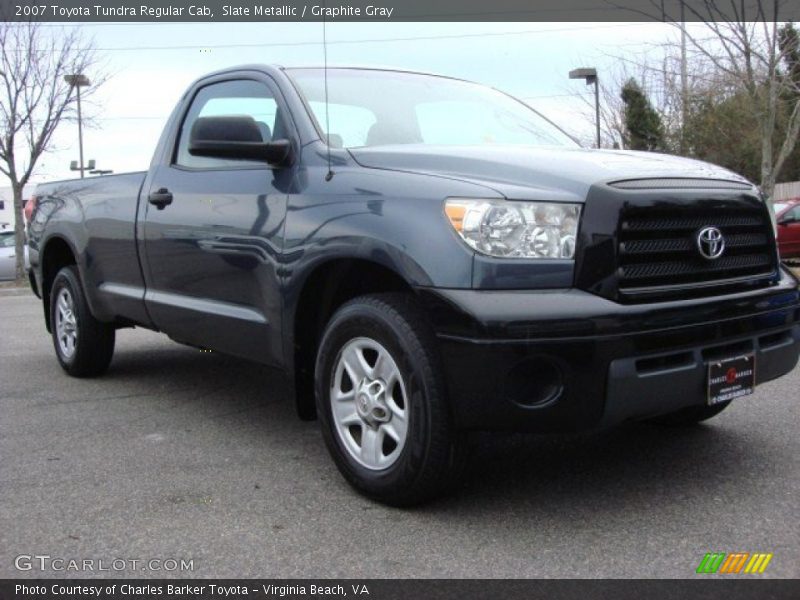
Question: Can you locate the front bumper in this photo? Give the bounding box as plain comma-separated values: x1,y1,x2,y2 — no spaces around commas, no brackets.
420,267,800,432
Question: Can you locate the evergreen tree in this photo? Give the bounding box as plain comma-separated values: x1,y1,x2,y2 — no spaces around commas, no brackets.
621,78,665,151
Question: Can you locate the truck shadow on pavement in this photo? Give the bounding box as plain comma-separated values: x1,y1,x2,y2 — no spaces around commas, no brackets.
107,341,768,514
450,425,755,511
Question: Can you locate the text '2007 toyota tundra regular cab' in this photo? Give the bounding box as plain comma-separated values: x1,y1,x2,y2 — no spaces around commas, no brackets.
28,66,800,505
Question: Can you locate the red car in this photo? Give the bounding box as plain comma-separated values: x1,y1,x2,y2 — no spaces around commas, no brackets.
775,198,800,261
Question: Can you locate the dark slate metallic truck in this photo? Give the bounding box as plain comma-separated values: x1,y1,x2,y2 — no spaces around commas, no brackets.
27,66,800,505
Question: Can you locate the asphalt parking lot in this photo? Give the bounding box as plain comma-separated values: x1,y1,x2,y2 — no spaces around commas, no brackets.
1,290,799,579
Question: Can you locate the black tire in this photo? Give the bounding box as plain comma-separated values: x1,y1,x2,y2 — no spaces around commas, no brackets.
648,400,732,426
50,265,115,377
315,293,466,506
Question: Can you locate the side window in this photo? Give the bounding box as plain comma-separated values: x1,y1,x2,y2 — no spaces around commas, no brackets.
175,79,285,169
789,206,800,221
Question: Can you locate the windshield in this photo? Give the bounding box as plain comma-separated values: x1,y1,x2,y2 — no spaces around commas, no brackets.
287,68,578,149
774,202,788,214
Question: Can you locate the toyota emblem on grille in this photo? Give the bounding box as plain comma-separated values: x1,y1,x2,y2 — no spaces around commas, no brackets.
696,226,725,260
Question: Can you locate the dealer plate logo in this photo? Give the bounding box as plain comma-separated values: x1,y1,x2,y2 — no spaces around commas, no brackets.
696,552,773,574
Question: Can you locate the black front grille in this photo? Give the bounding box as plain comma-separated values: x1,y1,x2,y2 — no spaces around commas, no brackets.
617,206,777,298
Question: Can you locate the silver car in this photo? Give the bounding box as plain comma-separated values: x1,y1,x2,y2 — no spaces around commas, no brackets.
0,231,29,281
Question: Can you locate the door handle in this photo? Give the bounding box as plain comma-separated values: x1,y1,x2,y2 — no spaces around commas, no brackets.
148,188,173,209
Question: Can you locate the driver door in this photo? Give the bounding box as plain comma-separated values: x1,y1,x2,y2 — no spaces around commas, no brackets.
141,77,295,365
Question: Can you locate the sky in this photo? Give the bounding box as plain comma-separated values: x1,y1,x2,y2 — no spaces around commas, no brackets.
11,20,696,185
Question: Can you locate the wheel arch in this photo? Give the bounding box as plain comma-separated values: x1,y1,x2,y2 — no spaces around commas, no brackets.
40,235,79,332
288,257,419,420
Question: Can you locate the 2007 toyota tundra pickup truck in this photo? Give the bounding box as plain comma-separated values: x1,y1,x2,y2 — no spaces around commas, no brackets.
27,65,800,505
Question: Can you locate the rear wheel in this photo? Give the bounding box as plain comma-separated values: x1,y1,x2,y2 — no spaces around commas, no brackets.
649,400,732,426
315,293,465,506
50,265,115,377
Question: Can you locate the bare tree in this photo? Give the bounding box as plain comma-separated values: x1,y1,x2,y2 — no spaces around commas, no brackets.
598,43,738,150
617,0,800,197
0,19,105,281
574,57,675,149
574,68,629,149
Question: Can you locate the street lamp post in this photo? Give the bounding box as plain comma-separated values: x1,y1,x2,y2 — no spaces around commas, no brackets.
569,68,600,149
64,74,91,178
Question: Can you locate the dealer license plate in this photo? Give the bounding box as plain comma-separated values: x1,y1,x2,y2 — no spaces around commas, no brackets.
707,354,756,406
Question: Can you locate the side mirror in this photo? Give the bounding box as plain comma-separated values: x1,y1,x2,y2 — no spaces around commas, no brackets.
778,213,796,225
188,116,292,166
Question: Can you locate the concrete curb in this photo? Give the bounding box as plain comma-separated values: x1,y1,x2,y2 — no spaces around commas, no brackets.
0,286,33,297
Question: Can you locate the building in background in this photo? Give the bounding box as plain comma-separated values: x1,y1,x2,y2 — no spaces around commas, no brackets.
774,182,800,201
0,186,35,230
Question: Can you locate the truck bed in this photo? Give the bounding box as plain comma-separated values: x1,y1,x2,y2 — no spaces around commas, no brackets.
33,171,149,325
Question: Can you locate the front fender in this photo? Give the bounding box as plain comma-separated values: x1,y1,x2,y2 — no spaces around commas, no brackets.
283,154,492,291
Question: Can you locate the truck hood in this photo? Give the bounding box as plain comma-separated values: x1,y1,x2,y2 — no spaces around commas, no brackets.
348,145,753,202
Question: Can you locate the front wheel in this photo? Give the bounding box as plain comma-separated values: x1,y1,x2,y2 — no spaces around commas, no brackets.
315,293,465,506
50,265,115,377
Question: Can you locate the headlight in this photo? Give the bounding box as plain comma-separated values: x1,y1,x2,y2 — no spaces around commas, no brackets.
445,199,581,259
